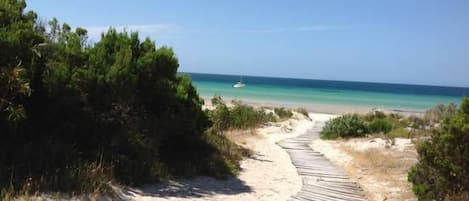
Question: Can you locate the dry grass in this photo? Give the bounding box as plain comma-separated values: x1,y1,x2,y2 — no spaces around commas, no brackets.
444,192,469,201
342,146,414,177
225,129,260,146
310,137,418,201
338,143,417,201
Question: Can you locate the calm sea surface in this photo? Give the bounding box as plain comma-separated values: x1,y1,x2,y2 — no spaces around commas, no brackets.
184,73,469,111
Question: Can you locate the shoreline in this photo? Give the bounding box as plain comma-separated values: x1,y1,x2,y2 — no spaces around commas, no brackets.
202,96,424,116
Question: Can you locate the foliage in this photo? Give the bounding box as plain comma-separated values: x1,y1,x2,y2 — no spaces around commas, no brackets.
424,103,457,125
407,115,426,129
408,98,469,201
209,96,275,133
274,107,293,120
320,114,368,139
368,118,393,134
295,107,310,118
444,192,469,201
387,127,410,138
363,110,386,121
0,1,242,197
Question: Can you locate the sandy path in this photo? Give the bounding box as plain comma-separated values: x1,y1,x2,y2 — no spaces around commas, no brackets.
312,135,418,201
122,114,313,201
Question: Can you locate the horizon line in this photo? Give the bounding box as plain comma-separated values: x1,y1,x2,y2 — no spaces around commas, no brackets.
180,71,469,89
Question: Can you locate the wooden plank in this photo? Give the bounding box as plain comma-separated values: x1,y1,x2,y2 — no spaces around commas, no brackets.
280,119,367,201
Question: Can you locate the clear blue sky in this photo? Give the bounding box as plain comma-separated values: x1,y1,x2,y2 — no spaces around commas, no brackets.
28,0,469,87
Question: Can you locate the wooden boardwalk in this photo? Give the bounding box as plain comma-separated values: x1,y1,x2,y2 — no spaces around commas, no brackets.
278,120,367,201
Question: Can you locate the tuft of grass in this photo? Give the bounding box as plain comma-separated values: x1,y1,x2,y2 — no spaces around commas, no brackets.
274,107,293,120
387,127,410,138
363,110,386,121
295,107,310,119
368,118,393,134
0,162,114,201
200,130,251,178
423,103,457,125
209,96,276,133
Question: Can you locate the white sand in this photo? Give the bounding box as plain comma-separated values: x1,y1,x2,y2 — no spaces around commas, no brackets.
312,136,418,201
202,97,424,115
119,113,314,201
22,112,419,201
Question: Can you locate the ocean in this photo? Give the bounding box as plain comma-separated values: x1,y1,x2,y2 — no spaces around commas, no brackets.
184,72,469,111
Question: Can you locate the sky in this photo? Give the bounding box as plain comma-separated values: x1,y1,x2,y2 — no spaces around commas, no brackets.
27,0,469,87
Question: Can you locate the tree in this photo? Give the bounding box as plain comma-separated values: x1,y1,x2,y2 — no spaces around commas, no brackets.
1,0,241,195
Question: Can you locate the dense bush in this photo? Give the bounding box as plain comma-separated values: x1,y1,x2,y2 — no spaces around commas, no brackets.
320,114,368,139
209,96,275,133
408,98,469,201
322,109,434,139
0,1,243,196
274,107,293,119
368,118,393,134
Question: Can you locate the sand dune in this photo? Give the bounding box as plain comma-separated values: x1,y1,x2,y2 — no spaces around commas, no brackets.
120,113,313,201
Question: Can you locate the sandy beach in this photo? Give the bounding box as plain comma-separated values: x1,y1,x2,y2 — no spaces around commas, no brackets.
202,96,424,116
312,137,418,201
116,112,418,201
118,113,313,201
21,110,420,201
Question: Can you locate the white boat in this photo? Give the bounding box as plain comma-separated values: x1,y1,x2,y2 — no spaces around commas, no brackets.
233,76,245,88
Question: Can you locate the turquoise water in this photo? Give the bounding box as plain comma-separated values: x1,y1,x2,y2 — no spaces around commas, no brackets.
187,73,468,111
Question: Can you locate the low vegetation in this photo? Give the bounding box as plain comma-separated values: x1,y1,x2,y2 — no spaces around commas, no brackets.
320,114,368,139
320,102,458,140
368,118,393,134
319,98,468,200
274,107,293,120
295,107,310,119
408,98,469,201
423,103,457,125
208,96,276,134
339,145,418,201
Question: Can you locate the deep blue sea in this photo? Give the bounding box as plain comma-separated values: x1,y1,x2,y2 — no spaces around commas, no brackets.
184,72,469,111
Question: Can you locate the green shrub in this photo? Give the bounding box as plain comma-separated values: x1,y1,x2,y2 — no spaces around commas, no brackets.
408,98,469,201
368,118,393,134
388,127,410,138
231,100,274,128
209,96,275,132
274,107,293,120
320,114,368,139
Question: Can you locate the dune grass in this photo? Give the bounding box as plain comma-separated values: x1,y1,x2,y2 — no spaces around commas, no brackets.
208,96,276,133
320,104,457,140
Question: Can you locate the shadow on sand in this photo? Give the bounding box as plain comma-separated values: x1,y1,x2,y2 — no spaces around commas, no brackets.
121,176,252,199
